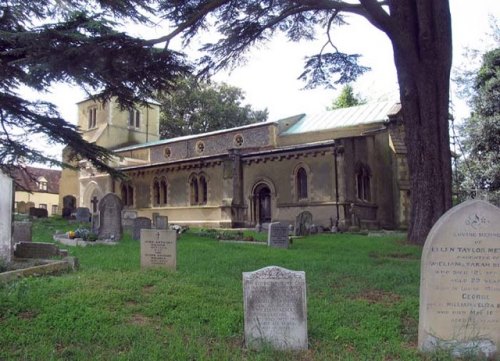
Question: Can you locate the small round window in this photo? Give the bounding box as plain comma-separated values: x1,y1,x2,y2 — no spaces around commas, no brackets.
163,147,171,158
233,134,244,147
196,141,205,154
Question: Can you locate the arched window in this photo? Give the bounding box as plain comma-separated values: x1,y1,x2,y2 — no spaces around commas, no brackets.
153,178,160,206
199,175,207,205
296,167,308,200
121,183,134,206
160,178,168,205
190,177,199,205
355,163,371,202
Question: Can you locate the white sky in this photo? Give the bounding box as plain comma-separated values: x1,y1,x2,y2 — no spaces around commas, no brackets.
25,0,500,161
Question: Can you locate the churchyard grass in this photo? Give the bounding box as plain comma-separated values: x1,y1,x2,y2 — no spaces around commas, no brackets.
0,218,463,360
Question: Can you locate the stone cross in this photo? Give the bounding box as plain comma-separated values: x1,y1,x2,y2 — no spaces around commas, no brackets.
91,196,99,213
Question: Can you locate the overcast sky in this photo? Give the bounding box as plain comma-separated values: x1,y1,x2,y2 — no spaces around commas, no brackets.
26,0,500,161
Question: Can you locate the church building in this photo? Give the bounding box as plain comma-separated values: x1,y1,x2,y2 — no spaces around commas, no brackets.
59,98,410,231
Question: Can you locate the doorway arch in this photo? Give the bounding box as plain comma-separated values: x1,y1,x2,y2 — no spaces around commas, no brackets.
252,182,274,224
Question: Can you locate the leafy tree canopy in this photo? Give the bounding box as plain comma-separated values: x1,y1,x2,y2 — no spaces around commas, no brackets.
327,84,365,110
0,1,190,179
457,47,500,195
158,77,268,139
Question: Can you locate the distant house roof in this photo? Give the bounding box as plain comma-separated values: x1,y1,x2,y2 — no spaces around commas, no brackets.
280,101,399,136
12,166,61,194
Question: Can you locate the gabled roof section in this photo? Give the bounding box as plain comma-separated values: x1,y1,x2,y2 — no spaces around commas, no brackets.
12,166,61,194
280,101,399,136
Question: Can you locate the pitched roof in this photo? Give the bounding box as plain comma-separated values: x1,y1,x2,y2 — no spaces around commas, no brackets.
280,101,399,136
12,166,61,194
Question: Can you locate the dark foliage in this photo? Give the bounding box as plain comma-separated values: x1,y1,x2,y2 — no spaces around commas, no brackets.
0,1,190,180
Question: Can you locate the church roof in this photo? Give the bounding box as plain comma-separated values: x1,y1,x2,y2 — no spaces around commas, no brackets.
280,101,399,136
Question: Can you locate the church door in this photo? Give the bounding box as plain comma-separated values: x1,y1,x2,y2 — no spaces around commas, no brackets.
255,184,272,223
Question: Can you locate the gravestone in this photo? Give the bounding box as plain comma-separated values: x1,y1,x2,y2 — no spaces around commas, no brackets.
97,193,123,240
91,212,100,233
419,200,500,358
122,210,138,229
62,195,76,219
75,207,91,223
14,242,62,258
294,211,313,236
155,216,168,230
140,229,177,270
243,266,308,350
0,172,13,262
152,212,159,226
268,222,289,248
133,217,152,240
17,201,27,214
12,221,32,245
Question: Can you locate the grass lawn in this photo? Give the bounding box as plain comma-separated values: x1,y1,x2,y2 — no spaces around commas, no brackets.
0,218,458,360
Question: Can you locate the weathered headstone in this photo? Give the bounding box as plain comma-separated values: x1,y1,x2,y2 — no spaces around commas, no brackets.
97,193,123,240
91,212,100,233
140,229,176,270
14,242,62,258
17,201,27,214
12,221,32,245
419,200,500,358
155,215,168,230
268,222,289,248
122,210,138,229
75,207,91,223
294,211,313,236
62,195,76,219
243,266,308,350
133,217,152,240
0,171,13,262
152,212,159,226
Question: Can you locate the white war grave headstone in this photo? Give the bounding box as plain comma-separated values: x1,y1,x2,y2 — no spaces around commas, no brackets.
243,266,307,350
268,222,289,248
419,200,500,358
0,171,14,263
140,229,177,270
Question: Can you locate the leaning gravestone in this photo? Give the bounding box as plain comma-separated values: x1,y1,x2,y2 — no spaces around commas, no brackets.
140,229,176,270
155,216,168,230
268,222,289,248
294,211,313,236
0,171,13,262
133,217,152,240
97,193,123,240
75,207,91,223
243,266,308,350
419,200,500,359
12,221,32,245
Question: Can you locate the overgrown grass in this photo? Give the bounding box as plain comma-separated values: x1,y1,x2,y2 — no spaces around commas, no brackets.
0,218,464,360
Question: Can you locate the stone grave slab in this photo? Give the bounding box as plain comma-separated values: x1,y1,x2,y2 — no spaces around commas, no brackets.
268,222,289,248
97,193,123,240
155,216,168,230
14,242,62,259
419,200,500,358
75,207,91,223
243,266,307,350
140,229,176,270
0,171,13,262
12,221,32,245
133,217,152,240
122,210,138,229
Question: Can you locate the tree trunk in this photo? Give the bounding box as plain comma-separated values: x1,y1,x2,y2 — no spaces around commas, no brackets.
389,0,453,244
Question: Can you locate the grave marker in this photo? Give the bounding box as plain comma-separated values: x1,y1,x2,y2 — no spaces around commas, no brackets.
419,200,500,358
133,217,152,240
122,210,138,229
12,221,32,245
155,215,168,230
243,266,308,350
75,207,91,223
97,193,123,240
268,222,289,248
140,229,176,270
0,171,13,262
